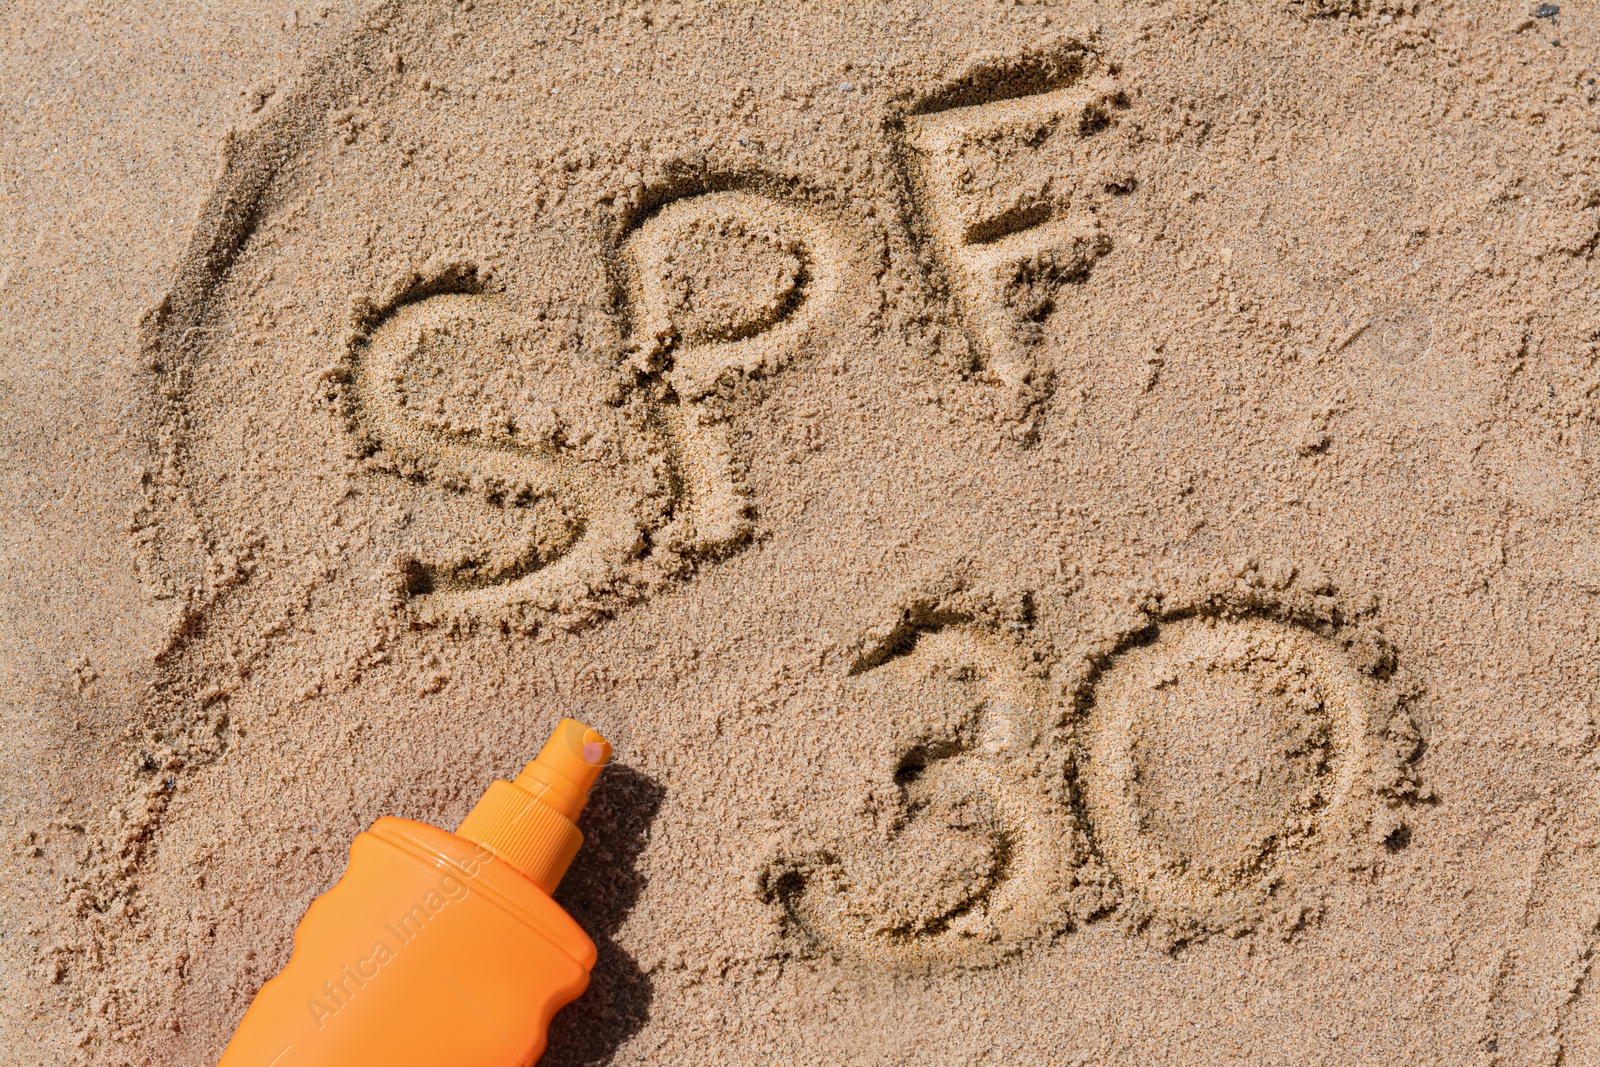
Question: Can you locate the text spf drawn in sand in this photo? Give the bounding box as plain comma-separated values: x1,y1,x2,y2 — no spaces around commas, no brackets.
137,37,1132,634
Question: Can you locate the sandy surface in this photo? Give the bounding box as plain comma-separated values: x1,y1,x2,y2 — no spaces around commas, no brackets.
5,1,1600,1063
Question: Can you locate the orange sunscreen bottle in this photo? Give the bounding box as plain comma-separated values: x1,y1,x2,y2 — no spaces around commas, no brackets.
216,719,613,1067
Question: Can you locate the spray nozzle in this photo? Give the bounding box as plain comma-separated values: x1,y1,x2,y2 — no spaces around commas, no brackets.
454,718,612,893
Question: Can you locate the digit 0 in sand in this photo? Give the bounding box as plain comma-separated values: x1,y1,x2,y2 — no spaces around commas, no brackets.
217,719,613,1067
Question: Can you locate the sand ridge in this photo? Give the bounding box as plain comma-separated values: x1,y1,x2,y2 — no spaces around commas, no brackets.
6,1,1600,1064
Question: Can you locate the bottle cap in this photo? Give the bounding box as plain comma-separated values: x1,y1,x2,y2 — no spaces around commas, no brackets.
455,719,612,894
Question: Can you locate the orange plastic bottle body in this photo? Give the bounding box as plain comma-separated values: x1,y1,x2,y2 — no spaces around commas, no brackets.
216,818,595,1067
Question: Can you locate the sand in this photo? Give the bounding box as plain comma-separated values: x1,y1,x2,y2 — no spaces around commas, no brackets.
4,0,1600,1063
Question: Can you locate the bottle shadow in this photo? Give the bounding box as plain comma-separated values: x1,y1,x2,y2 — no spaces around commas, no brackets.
546,762,665,1066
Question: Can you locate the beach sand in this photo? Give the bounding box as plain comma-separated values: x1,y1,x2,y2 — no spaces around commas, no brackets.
4,1,1600,1063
